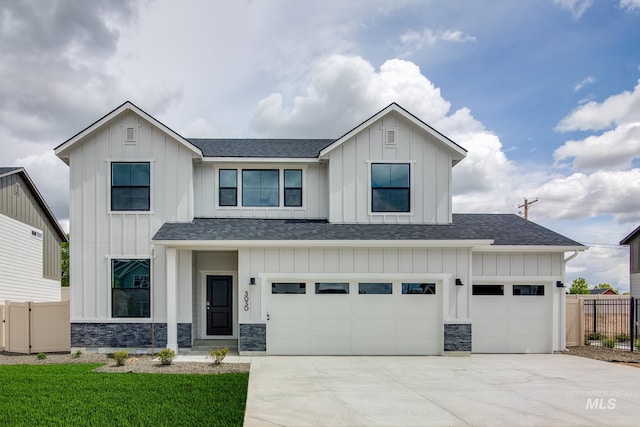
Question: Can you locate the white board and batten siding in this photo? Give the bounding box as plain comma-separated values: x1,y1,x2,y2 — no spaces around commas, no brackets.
471,252,563,353
328,113,453,224
0,213,61,303
236,246,471,355
68,111,197,321
193,162,329,219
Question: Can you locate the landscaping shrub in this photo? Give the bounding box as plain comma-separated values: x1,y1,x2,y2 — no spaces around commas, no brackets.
36,353,46,360
209,347,228,366
112,351,128,367
615,333,630,342
586,332,604,341
601,337,617,348
158,348,176,365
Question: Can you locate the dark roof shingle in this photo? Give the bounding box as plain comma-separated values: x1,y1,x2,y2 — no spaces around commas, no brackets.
153,214,584,247
188,139,335,158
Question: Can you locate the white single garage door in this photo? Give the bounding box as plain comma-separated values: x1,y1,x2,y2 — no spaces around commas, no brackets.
471,283,552,353
267,281,442,355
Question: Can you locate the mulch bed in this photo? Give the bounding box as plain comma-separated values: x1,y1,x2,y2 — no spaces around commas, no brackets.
564,345,640,365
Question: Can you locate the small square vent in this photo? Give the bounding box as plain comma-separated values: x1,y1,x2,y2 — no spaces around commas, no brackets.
385,129,397,146
125,126,136,142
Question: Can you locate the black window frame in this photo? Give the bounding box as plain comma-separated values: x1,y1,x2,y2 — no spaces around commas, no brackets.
358,282,393,294
371,163,410,213
218,169,238,207
284,169,303,207
111,162,150,211
242,169,280,207
402,283,436,294
272,282,306,294
111,258,151,318
513,285,545,296
472,285,504,296
315,282,350,294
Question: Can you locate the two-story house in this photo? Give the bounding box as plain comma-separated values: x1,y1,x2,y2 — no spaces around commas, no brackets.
55,101,585,355
0,167,67,303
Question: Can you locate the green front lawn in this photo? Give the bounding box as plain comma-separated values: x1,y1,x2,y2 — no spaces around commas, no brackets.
0,364,249,426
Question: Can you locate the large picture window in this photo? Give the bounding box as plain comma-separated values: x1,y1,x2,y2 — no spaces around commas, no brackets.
242,170,279,207
371,163,410,212
112,259,150,318
219,169,237,206
111,162,150,211
284,169,302,207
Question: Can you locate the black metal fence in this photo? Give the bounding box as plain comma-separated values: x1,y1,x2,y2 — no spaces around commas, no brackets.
583,297,640,351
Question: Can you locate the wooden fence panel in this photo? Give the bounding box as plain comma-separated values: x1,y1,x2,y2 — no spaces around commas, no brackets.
566,295,582,347
30,301,70,353
6,301,30,354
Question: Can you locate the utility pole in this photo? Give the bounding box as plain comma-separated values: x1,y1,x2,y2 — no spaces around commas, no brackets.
518,198,538,220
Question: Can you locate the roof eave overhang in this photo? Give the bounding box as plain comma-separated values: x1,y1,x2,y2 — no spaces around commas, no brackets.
152,239,495,248
473,245,587,252
201,157,321,163
54,101,202,163
318,103,467,161
620,225,640,245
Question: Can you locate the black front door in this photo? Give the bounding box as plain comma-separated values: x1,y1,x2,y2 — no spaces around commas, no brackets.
206,275,233,335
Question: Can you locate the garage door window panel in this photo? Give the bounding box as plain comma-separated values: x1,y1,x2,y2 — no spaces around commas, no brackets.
315,283,349,294
402,283,436,294
472,285,504,295
272,283,306,294
513,285,545,296
358,283,392,294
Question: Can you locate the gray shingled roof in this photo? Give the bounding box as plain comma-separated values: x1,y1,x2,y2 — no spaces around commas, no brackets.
0,167,22,176
153,214,584,247
188,139,335,158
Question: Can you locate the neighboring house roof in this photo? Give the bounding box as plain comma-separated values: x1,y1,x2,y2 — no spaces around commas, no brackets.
54,101,202,163
589,288,617,295
620,225,640,245
189,139,334,159
0,167,67,241
319,103,468,165
153,214,585,248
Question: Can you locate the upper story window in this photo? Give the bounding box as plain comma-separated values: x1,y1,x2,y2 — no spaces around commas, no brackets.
371,163,410,213
219,169,237,206
242,170,279,207
284,169,302,207
111,162,150,211
217,168,304,208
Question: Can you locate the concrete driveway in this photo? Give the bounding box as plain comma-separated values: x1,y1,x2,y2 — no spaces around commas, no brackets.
244,354,640,427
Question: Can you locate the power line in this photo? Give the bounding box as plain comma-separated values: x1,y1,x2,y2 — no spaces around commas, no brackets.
518,198,538,220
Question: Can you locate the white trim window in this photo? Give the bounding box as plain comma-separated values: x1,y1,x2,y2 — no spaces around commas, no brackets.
111,162,150,211
370,163,410,213
216,167,304,208
111,258,151,318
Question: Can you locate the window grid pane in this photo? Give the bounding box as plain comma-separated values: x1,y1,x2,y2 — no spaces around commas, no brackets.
272,283,306,294
112,259,150,318
242,170,279,206
358,283,392,294
371,163,410,213
315,283,349,294
402,283,436,294
284,169,303,207
111,162,150,211
219,169,237,206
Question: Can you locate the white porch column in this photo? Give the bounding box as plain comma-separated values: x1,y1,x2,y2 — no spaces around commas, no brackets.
166,247,178,352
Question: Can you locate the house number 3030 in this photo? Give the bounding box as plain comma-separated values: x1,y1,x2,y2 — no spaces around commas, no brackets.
243,291,249,311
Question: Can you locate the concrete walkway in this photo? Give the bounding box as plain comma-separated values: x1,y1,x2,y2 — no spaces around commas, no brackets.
243,355,640,427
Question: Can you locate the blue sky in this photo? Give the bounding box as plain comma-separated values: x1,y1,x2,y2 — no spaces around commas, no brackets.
1,0,639,290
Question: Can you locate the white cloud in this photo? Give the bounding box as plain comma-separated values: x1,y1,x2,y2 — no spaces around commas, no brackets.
566,246,630,292
400,28,476,57
556,79,640,133
620,0,640,11
553,0,594,19
574,76,596,92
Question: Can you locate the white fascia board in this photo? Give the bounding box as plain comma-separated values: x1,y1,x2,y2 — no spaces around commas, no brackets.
472,245,587,253
319,103,467,161
55,101,202,162
152,239,494,249
201,157,320,163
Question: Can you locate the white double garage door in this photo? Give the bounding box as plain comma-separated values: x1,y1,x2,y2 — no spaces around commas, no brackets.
267,280,442,355
267,280,553,355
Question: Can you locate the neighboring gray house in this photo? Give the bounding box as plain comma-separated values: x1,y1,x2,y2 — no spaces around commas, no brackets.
621,225,640,298
0,167,67,302
55,101,585,355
